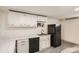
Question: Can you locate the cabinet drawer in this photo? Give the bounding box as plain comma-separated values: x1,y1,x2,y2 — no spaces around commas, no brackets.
40,40,50,46
17,47,29,53
17,42,29,53
17,42,28,46
40,35,50,41
17,49,28,53
17,45,28,50
17,39,28,43
40,41,47,50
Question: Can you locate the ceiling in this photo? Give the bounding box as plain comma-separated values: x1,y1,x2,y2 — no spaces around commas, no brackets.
0,6,79,19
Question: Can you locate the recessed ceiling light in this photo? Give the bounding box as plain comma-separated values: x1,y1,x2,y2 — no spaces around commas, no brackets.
75,8,79,11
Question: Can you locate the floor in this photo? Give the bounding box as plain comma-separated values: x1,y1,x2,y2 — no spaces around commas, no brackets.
38,40,78,53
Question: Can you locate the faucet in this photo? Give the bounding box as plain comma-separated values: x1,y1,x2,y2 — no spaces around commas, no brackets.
41,29,44,34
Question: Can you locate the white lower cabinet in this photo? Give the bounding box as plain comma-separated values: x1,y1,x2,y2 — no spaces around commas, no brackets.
39,35,50,51
17,39,29,53
16,35,50,53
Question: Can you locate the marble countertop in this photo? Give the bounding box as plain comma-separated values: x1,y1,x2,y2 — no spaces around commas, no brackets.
0,34,50,40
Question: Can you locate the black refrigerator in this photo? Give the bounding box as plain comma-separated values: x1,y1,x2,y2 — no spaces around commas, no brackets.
48,24,61,47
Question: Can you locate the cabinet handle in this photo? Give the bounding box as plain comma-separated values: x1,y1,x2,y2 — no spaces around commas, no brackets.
18,41,25,43
21,41,25,43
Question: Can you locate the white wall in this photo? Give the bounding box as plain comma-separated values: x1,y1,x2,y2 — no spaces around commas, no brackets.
0,10,60,53
47,17,60,24
61,19,79,45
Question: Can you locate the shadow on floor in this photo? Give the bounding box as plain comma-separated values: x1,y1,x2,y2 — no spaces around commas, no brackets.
38,40,77,53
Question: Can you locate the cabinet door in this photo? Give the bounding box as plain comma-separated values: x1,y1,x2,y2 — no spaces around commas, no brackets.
8,11,25,27
17,39,29,53
40,35,50,51
45,35,50,48
8,11,19,27
8,11,37,27
37,16,47,21
40,41,47,50
26,14,37,27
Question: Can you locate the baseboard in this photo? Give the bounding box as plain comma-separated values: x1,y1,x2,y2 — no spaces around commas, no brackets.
62,40,79,45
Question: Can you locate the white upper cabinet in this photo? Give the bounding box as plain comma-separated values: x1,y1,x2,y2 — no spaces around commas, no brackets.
37,16,47,22
8,11,37,28
25,14,37,27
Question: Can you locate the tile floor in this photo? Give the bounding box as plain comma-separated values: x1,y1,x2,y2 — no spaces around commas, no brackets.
38,40,78,53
